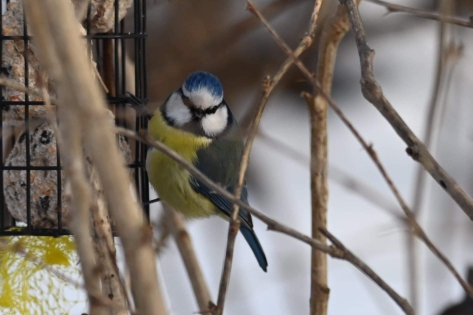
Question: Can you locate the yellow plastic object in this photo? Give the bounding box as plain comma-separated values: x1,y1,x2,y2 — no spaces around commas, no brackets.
0,231,82,314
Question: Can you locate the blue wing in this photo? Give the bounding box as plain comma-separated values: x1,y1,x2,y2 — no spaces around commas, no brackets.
189,111,268,271
190,176,268,272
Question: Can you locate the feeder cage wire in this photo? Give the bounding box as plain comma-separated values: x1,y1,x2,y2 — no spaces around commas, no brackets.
0,0,150,236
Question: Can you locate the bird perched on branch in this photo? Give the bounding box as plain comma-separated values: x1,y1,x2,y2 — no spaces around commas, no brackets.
146,71,268,271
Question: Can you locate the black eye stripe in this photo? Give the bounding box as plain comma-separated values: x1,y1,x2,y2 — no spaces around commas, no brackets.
178,89,222,118
189,104,221,118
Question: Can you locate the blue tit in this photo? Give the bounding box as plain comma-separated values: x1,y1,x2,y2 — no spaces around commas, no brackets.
146,71,268,272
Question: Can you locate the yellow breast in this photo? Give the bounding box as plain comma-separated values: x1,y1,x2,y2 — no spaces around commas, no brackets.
146,111,218,218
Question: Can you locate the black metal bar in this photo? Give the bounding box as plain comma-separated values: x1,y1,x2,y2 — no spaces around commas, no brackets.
2,163,142,170
0,0,150,236
1,95,148,106
3,165,62,170
114,0,119,98
86,5,91,36
0,0,5,230
23,10,31,232
2,101,46,105
56,127,62,231
0,228,70,236
141,0,150,216
0,34,146,41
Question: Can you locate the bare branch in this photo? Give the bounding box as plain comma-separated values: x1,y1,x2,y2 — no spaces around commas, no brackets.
247,0,473,302
23,1,166,314
0,76,53,103
164,205,214,312
89,167,130,314
340,0,473,220
305,3,360,313
366,0,473,29
116,126,414,315
214,0,325,313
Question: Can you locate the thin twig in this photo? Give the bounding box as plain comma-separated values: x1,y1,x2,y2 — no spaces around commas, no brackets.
366,0,473,29
247,0,473,301
330,166,402,219
116,126,414,315
320,228,414,315
205,0,307,55
407,3,453,307
164,205,214,312
340,0,473,220
214,0,325,313
257,130,403,219
23,1,166,314
0,76,53,102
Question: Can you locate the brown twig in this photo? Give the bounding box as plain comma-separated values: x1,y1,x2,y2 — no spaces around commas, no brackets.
340,0,473,220
116,126,414,315
205,0,308,55
0,76,51,102
366,0,473,29
89,166,130,314
247,0,473,302
304,87,330,315
43,88,122,315
44,78,128,314
214,1,325,314
23,1,166,314
58,92,107,315
163,205,214,312
304,3,359,313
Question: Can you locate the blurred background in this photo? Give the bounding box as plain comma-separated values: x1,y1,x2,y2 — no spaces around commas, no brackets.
99,0,473,314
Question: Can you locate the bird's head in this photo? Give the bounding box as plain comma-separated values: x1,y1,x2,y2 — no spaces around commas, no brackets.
162,71,231,138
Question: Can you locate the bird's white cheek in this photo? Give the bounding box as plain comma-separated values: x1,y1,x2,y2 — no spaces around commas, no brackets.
201,107,228,137
165,93,192,126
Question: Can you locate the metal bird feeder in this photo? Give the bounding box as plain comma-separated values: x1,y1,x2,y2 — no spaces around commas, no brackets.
0,0,149,236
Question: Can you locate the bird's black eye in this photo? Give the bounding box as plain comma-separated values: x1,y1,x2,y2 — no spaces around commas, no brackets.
190,107,205,119
181,94,193,107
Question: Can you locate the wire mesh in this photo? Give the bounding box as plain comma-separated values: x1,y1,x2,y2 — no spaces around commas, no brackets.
0,0,149,236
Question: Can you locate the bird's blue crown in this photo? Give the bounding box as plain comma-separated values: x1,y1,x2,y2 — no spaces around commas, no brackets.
183,71,223,99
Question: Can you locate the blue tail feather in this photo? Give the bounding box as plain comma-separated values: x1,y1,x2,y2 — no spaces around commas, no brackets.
240,225,268,272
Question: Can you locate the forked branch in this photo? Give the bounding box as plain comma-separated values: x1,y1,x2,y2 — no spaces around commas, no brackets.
340,0,473,221
247,0,473,302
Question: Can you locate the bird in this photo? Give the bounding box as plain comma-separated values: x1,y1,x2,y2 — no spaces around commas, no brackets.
146,71,268,272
